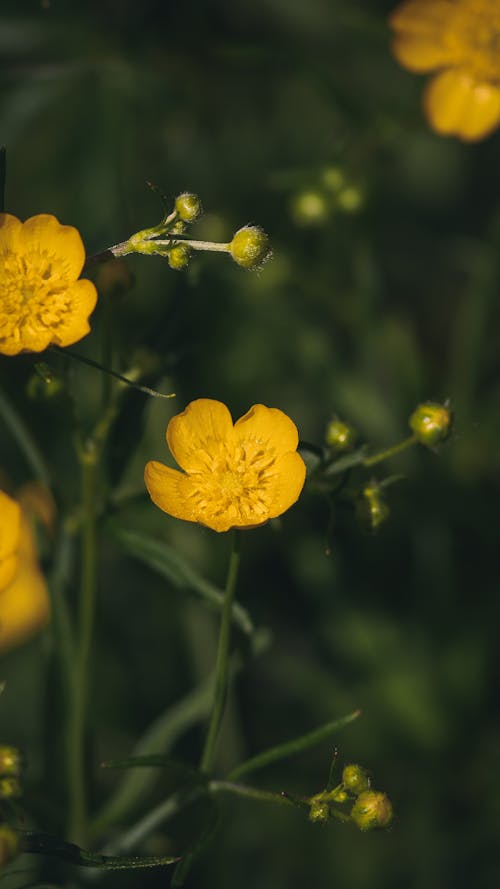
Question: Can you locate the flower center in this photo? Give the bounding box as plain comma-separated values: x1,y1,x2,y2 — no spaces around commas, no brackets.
187,439,278,524
0,247,73,345
447,0,500,81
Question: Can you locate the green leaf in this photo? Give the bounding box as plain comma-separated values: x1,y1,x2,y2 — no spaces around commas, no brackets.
106,525,254,635
20,831,178,870
228,708,361,781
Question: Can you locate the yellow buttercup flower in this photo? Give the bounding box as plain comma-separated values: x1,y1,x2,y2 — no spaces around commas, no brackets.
0,213,98,355
390,0,500,141
144,398,306,533
0,488,50,653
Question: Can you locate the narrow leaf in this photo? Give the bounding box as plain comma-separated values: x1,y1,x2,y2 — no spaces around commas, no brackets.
21,831,178,870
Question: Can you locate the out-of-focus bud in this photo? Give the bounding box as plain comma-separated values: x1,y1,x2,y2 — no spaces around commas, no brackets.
356,481,389,532
322,166,345,193
175,192,202,223
167,243,191,271
290,190,329,226
337,186,363,213
94,258,134,298
350,791,393,831
229,226,271,270
409,401,452,447
0,776,22,799
342,764,370,796
0,824,20,867
325,416,356,452
26,364,64,401
0,746,23,778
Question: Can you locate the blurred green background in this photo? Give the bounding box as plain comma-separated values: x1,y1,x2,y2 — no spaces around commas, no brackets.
1,1,500,888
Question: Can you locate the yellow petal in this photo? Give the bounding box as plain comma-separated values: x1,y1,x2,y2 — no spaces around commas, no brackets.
0,213,22,252
20,214,86,279
234,404,300,458
0,554,18,592
266,451,307,519
0,492,21,563
0,559,50,654
49,279,98,348
424,69,500,140
166,399,234,472
390,0,457,72
144,461,202,524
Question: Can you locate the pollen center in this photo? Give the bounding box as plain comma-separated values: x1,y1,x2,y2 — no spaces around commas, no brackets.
0,248,73,345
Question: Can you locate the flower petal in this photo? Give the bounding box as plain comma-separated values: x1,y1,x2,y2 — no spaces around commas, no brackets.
0,492,21,563
0,515,50,654
0,554,18,591
265,451,307,519
390,0,457,72
234,404,300,459
20,214,86,278
424,69,500,140
0,213,22,252
49,279,98,347
166,399,234,472
144,461,204,524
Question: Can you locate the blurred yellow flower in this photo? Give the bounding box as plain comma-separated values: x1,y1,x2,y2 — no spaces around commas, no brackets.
0,213,97,355
390,0,500,141
144,398,306,533
0,488,50,654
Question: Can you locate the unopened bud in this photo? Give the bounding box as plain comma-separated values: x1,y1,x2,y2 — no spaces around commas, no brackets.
342,764,370,796
308,792,330,824
356,481,389,532
167,243,191,271
0,746,23,777
0,776,22,799
229,226,271,270
0,824,20,867
337,186,363,213
291,190,329,226
351,790,393,831
409,401,452,447
325,416,356,452
175,192,202,223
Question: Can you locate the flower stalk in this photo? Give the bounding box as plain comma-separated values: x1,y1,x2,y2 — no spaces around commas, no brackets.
200,530,241,774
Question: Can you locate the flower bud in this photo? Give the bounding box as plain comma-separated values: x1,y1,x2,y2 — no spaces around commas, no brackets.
0,746,23,777
342,764,370,796
356,482,389,532
322,166,345,192
229,226,271,270
0,824,20,867
291,190,329,226
0,776,22,799
337,186,363,213
409,401,452,447
175,192,202,223
167,243,191,271
325,416,356,452
308,792,330,824
350,791,393,831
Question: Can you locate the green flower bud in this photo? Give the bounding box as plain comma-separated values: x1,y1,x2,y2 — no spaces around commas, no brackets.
0,746,23,778
175,192,202,223
325,416,356,452
0,824,20,867
409,401,452,447
0,776,22,799
291,190,329,227
342,764,371,796
229,226,271,270
337,186,363,213
356,482,389,532
167,243,191,271
309,798,330,824
322,166,345,193
350,791,393,831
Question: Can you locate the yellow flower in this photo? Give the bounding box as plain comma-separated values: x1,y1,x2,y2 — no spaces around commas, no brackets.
390,0,500,141
0,213,97,355
144,398,306,533
0,489,50,654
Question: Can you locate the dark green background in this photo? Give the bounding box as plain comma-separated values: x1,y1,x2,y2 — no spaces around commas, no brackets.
1,1,500,888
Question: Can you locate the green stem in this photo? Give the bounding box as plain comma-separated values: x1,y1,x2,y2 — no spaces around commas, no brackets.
0,386,51,486
52,347,175,400
199,530,241,774
362,434,417,468
67,447,98,845
209,780,293,808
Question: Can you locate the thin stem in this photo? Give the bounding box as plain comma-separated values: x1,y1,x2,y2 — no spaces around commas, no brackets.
362,434,417,468
209,780,293,808
0,386,51,486
151,238,230,254
51,347,175,400
199,530,241,774
67,448,98,845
